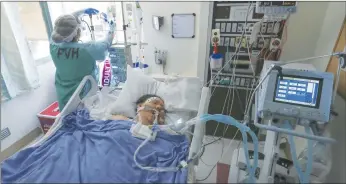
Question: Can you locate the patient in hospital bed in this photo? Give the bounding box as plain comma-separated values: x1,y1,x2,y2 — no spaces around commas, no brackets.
1,93,190,183
110,94,167,125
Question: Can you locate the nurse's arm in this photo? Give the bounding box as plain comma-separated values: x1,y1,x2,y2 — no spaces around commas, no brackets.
72,9,86,19
85,23,115,60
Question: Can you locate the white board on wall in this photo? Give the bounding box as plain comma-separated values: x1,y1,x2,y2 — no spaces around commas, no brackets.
172,13,196,38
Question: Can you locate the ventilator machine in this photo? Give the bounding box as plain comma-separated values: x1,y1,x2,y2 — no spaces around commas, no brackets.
227,51,345,183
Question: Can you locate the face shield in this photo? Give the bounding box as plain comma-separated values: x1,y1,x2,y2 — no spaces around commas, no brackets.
51,14,82,43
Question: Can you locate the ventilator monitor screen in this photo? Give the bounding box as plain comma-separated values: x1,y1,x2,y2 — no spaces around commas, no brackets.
273,75,322,108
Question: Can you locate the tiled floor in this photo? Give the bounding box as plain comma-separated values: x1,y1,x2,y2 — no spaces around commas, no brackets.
24,133,44,149
195,136,243,183
196,135,290,183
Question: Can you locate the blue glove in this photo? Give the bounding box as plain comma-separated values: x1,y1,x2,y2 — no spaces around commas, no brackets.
84,8,99,16
100,12,108,23
109,20,116,32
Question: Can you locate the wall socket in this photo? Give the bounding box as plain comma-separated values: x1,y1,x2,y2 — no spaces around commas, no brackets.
211,29,220,46
154,48,167,65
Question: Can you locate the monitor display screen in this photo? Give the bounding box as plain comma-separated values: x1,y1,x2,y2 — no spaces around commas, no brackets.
273,75,322,108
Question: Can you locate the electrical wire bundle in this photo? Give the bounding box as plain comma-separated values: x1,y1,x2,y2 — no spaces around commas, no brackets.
197,3,258,181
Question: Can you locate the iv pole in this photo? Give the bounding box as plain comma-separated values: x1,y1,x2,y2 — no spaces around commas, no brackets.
120,2,133,67
119,2,147,67
121,1,128,48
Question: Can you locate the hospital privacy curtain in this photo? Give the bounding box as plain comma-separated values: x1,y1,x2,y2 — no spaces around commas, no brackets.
1,74,11,102
1,2,40,102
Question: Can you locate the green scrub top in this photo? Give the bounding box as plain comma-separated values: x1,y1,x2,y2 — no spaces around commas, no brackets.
50,40,111,110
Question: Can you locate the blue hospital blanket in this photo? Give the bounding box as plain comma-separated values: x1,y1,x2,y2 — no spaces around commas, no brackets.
1,109,189,183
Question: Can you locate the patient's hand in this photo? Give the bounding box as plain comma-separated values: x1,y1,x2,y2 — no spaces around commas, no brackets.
110,115,129,121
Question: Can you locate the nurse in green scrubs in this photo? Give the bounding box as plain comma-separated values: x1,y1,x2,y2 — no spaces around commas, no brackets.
50,8,115,110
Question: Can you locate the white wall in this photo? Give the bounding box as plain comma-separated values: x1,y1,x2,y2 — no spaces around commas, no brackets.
312,2,345,71
140,2,344,78
1,62,56,151
280,2,329,61
280,2,345,71
141,2,210,77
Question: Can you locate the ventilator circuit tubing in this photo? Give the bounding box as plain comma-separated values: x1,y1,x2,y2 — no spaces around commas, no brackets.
284,120,313,183
197,114,259,183
134,114,259,183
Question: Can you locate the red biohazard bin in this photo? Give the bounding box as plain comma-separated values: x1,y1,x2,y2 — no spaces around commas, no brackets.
37,101,60,134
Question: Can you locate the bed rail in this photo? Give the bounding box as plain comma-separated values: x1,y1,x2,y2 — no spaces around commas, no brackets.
32,75,98,147
188,87,211,164
60,75,98,117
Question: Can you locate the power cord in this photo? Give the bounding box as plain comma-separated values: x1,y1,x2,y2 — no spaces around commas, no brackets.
197,3,254,182
196,130,240,182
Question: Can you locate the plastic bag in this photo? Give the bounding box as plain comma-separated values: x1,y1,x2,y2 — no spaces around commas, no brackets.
297,142,332,182
83,86,120,120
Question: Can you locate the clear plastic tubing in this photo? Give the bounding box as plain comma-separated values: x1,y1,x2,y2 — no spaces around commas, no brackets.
198,114,259,183
153,114,259,182
284,120,313,183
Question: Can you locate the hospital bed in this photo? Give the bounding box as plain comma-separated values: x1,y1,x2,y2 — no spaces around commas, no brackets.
26,74,211,183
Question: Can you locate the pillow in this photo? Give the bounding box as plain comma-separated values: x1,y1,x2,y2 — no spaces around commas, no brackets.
165,111,193,125
108,67,160,118
84,87,120,120
156,77,202,112
108,67,203,118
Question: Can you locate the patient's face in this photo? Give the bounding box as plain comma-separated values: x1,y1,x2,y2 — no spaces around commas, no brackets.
137,98,165,125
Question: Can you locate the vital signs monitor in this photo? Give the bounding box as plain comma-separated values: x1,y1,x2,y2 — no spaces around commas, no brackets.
258,66,334,123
